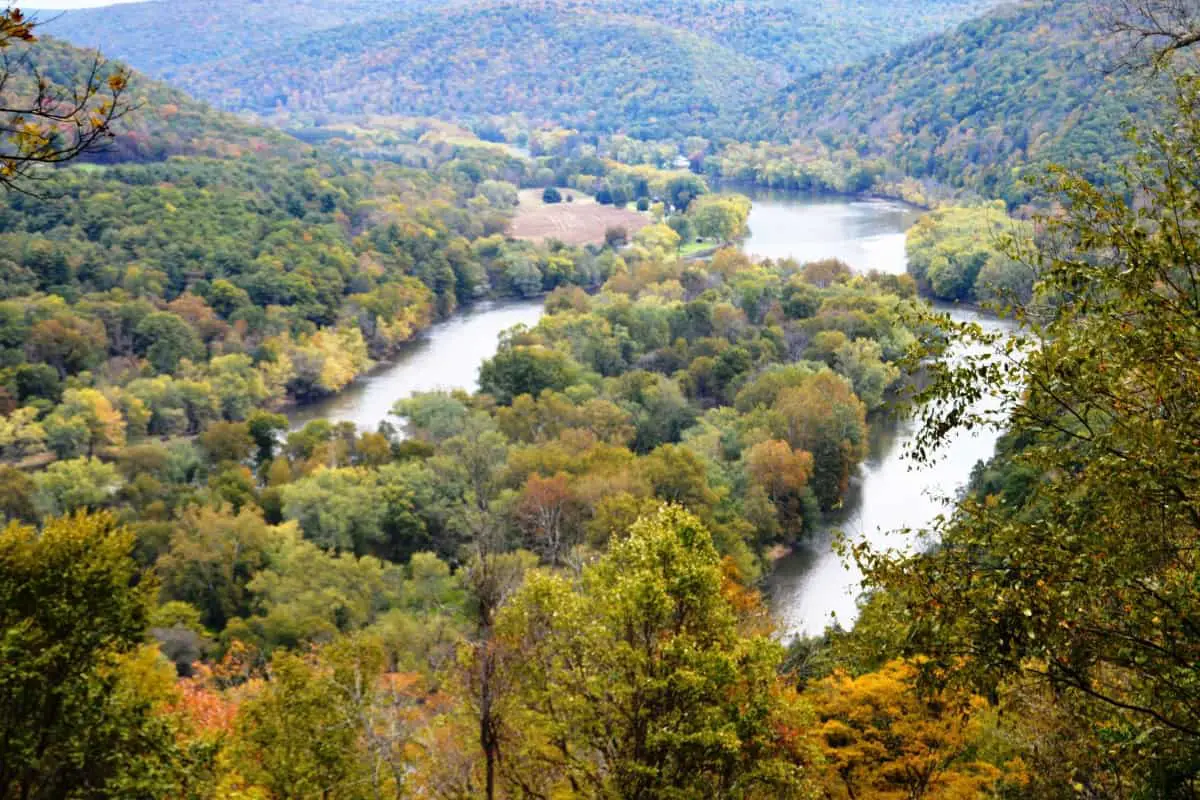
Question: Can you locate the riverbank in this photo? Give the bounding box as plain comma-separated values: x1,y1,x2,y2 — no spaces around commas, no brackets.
286,297,547,431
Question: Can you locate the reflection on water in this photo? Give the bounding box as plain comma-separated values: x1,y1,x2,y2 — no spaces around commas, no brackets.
767,308,1015,638
288,299,545,431
738,189,923,275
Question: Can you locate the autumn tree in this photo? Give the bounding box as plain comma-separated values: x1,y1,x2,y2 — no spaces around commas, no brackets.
515,471,581,565
494,506,818,798
0,6,130,190
807,659,1015,799
774,371,868,510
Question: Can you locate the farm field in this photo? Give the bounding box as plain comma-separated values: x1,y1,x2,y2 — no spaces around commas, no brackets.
510,188,650,245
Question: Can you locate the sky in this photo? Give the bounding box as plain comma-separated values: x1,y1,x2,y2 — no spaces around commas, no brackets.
30,0,148,8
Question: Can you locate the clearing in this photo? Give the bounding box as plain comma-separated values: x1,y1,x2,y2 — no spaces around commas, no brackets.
510,188,650,246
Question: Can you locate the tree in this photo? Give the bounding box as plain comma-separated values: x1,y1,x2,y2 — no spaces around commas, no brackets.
515,472,581,565
478,344,583,405
774,371,867,510
198,420,254,465
32,456,121,516
233,650,362,799
231,529,410,650
246,409,288,464
280,466,387,555
157,506,277,630
744,438,814,535
807,659,1013,799
26,314,106,377
43,387,126,459
0,405,44,461
135,311,204,374
0,512,180,798
861,73,1200,790
494,506,817,798
689,193,751,243
0,464,36,522
0,8,130,190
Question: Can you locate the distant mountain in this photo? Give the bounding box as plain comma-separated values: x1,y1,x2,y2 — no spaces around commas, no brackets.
777,0,1167,203
38,0,1003,138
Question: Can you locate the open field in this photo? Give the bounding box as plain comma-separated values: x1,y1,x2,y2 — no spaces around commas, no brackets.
510,188,650,246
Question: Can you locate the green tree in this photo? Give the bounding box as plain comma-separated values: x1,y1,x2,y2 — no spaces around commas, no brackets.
32,456,121,516
478,344,583,405
234,650,362,799
0,512,180,798
156,505,277,630
135,311,205,374
863,74,1200,791
280,466,386,554
495,506,817,798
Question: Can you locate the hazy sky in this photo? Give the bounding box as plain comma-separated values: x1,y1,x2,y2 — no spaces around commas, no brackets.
31,0,148,8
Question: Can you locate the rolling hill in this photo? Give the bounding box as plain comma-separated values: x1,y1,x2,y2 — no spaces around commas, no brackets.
11,36,301,164
38,0,1004,138
776,0,1169,203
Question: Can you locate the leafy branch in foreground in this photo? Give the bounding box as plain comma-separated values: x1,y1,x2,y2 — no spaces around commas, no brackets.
0,6,130,190
859,71,1200,793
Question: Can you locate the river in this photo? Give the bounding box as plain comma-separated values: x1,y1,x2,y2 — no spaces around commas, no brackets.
742,187,1013,637
287,190,1011,640
288,300,546,430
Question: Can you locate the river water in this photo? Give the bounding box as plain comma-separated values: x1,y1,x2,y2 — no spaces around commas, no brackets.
743,188,1013,637
288,190,1011,639
289,300,546,430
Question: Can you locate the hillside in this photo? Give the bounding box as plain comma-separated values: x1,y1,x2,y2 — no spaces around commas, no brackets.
13,36,300,163
39,0,1003,138
777,0,1166,204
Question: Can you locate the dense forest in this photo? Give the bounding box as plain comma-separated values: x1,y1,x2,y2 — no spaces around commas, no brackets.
41,0,1002,138
774,0,1161,205
4,1,1200,798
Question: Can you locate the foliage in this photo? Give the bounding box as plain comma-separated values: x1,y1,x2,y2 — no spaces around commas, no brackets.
778,0,1164,205
906,203,1035,304
0,512,183,798
0,13,130,189
43,0,1002,140
492,506,819,797
860,73,1200,792
806,659,1018,798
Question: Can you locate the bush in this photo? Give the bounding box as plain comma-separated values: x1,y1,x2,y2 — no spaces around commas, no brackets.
636,197,650,212
542,186,562,204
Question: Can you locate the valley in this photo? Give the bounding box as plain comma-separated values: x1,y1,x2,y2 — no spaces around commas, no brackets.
2,0,1199,797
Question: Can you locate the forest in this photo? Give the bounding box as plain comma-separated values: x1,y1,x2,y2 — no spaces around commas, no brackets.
4,0,1200,798
42,0,1002,139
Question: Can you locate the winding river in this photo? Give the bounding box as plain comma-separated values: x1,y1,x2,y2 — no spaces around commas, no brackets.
288,188,1012,639
288,300,546,429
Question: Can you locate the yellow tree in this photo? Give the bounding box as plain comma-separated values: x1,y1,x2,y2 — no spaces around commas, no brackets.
806,659,1018,799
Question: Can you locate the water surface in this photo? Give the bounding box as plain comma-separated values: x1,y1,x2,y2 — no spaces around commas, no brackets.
288,299,545,431
739,188,923,275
